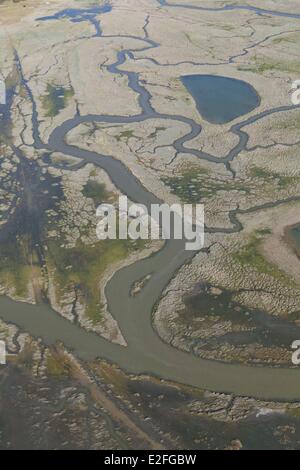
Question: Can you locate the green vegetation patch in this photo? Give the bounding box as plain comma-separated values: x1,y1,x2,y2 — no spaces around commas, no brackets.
114,126,167,143
82,181,108,206
248,166,299,189
114,129,135,142
238,55,300,75
233,230,296,287
148,126,166,139
162,167,248,203
46,353,71,377
42,84,74,117
47,237,145,324
286,406,300,418
0,236,32,298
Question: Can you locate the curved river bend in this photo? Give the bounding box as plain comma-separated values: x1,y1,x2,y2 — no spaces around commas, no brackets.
1,107,300,401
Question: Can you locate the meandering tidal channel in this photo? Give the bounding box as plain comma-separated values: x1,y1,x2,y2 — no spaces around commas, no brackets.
1,1,300,401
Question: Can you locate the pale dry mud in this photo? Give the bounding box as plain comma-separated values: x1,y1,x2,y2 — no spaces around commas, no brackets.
156,0,300,15
262,208,300,285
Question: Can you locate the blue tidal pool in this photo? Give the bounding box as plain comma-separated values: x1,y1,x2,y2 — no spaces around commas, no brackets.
181,74,260,124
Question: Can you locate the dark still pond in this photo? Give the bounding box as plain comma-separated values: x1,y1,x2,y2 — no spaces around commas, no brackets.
181,74,260,124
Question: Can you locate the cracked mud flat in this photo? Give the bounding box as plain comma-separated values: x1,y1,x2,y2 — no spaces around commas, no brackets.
0,0,300,449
